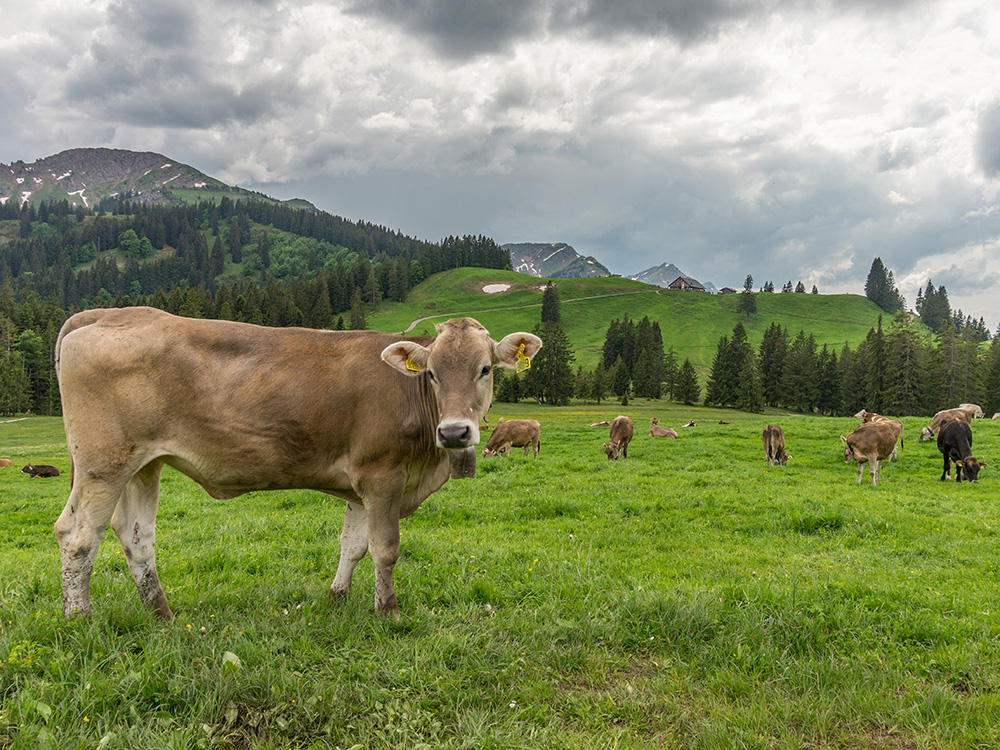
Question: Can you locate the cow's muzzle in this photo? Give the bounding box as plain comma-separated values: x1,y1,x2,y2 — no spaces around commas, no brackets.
437,419,477,449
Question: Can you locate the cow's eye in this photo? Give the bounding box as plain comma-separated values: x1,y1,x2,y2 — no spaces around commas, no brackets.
428,370,437,383
480,365,491,378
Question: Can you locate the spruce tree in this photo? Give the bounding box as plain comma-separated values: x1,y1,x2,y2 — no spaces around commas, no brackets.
675,358,700,405
541,281,561,324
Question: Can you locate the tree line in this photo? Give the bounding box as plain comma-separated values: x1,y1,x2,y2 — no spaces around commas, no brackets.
705,314,1000,417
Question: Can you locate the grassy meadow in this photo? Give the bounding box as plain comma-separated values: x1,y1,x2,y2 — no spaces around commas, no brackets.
366,268,894,376
3,406,1000,748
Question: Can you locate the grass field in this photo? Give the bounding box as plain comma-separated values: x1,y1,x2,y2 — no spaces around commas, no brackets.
367,269,897,375
2,406,999,748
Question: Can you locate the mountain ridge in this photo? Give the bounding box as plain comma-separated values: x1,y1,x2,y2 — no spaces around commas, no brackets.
0,147,277,209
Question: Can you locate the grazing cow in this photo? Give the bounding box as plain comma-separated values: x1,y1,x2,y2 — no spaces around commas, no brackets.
649,417,678,438
920,406,979,441
840,421,900,486
482,419,541,458
762,424,790,466
22,463,60,477
0,459,13,467
994,412,1000,420
53,307,540,620
937,418,987,482
603,416,634,459
959,403,985,419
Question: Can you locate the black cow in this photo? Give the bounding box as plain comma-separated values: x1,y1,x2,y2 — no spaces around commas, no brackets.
936,418,987,482
22,463,60,478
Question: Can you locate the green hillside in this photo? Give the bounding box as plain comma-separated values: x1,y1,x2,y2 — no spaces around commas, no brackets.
367,268,897,376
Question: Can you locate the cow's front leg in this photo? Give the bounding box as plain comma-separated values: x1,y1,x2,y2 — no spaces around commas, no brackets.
330,501,368,599
855,461,864,484
365,502,402,620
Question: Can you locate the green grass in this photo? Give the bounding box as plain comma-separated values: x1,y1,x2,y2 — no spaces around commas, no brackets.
369,269,896,374
3,410,1000,748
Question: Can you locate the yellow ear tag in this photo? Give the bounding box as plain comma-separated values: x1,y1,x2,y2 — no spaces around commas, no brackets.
405,357,421,372
515,342,531,373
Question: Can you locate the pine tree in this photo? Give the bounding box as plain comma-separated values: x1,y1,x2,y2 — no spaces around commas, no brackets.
523,321,575,405
735,349,764,413
737,275,757,322
758,322,788,407
540,281,561,324
675,358,700,405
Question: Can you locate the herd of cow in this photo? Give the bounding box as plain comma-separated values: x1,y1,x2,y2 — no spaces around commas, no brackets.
5,309,994,621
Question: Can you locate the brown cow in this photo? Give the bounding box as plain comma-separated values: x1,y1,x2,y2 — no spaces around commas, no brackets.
603,415,634,459
22,463,60,477
482,419,541,458
762,424,790,466
937,418,987,482
53,307,540,620
959,403,985,419
920,406,978,441
648,417,677,439
841,421,900,486
0,459,14,467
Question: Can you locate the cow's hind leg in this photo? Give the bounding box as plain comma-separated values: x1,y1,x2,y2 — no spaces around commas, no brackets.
54,477,127,617
110,461,172,619
330,501,369,600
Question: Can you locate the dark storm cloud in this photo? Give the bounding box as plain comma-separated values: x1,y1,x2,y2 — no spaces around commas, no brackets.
346,0,933,60
345,0,548,57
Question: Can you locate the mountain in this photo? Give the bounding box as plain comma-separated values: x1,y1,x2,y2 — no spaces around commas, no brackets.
502,242,611,279
630,263,717,293
0,147,269,209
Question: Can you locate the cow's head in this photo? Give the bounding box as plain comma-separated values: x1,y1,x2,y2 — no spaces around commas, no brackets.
958,457,987,482
840,436,854,463
920,426,935,442
778,451,791,467
381,318,541,450
604,442,620,460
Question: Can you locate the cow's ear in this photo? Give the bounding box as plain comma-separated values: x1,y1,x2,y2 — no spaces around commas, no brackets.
840,436,847,443
494,332,542,370
381,341,430,376
981,461,989,468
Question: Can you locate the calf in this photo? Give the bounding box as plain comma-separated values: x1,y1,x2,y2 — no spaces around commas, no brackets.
649,417,677,438
603,415,634,459
762,424,790,466
481,419,541,458
0,459,14,467
22,463,60,478
840,421,899,486
937,418,987,482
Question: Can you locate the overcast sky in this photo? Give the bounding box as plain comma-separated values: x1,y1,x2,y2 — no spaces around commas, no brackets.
3,0,1000,327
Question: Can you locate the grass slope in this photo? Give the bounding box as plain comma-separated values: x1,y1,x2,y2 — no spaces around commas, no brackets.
370,268,896,375
3,411,999,748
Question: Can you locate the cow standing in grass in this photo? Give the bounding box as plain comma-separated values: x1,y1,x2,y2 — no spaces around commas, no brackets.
604,416,634,459
54,308,540,620
482,419,541,458
762,425,790,466
841,421,900,486
937,418,987,482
